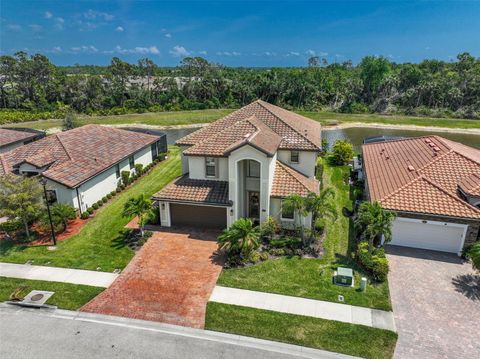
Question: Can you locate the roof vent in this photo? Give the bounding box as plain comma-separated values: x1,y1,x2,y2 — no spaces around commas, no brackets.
407,165,415,171
428,142,435,147
433,147,441,152
425,139,432,144
385,155,390,160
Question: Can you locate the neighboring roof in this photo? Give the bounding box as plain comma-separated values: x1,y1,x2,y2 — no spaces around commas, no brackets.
0,128,38,147
271,161,319,198
0,125,160,188
177,100,321,153
362,136,480,219
459,173,480,197
183,115,282,157
153,175,231,206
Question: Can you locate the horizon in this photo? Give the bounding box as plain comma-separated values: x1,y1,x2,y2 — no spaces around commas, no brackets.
1,0,479,67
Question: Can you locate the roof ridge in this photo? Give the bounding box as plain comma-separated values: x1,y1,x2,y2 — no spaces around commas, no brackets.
416,149,454,173
362,135,440,148
256,100,319,149
380,175,424,203
54,133,73,160
434,136,480,164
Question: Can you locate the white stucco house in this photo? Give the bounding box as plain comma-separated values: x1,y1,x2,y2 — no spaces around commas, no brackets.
0,128,45,153
0,125,166,213
154,100,321,229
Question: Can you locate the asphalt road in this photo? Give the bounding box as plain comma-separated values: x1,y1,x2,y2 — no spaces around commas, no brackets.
0,304,356,359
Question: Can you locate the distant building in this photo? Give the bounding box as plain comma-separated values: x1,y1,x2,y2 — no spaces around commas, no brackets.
0,128,45,153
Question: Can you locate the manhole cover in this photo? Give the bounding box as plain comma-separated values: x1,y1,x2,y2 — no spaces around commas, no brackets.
31,293,44,301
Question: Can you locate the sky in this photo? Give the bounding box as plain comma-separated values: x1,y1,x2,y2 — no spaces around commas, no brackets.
1,0,479,67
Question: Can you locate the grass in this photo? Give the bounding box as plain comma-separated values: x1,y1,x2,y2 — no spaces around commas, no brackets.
0,277,103,310
4,108,479,131
217,158,392,311
0,147,181,271
205,302,397,359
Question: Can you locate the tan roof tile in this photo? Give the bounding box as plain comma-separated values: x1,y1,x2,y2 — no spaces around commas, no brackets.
271,161,319,198
362,136,480,219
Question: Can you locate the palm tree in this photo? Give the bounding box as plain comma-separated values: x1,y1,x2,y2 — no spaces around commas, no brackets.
468,243,480,271
355,201,395,253
283,193,308,242
305,189,337,241
122,194,152,236
218,218,260,257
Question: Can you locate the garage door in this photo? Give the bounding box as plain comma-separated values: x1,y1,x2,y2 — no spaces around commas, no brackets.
390,218,466,253
170,204,227,229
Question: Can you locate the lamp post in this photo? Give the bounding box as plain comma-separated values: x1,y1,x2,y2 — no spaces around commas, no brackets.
39,178,56,246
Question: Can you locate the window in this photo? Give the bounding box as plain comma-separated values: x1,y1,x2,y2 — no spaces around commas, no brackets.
205,157,216,177
247,160,260,178
151,143,158,159
129,156,135,169
115,164,120,178
290,151,299,164
281,200,294,220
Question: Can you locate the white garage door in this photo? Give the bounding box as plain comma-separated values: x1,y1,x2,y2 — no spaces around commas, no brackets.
390,218,466,254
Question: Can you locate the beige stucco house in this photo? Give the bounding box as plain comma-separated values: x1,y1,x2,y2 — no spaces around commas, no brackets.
154,100,321,229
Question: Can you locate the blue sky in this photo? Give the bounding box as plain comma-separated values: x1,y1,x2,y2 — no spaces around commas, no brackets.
1,1,479,66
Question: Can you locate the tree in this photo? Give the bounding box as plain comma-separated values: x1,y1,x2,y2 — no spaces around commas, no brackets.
62,110,78,131
0,174,43,238
308,56,320,67
359,56,392,103
51,203,77,231
332,140,354,165
283,193,308,242
218,218,260,257
305,189,336,241
355,201,395,253
467,242,480,272
122,194,152,235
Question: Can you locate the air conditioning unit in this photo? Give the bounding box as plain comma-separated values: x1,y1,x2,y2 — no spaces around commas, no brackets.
333,267,354,287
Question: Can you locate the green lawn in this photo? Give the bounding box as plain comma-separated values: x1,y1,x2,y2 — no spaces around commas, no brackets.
0,277,103,310
4,108,479,131
205,302,397,359
217,158,392,311
0,147,181,271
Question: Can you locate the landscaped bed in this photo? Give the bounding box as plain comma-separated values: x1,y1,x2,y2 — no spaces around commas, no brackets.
217,158,392,311
0,147,181,271
0,277,104,310
205,302,397,359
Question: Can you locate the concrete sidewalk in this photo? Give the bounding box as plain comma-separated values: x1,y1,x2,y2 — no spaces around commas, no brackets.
0,262,118,287
210,286,396,332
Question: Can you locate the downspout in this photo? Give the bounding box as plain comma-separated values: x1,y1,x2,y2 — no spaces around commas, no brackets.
76,187,83,214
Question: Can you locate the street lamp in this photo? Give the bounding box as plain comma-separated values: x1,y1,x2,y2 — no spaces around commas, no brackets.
39,177,56,246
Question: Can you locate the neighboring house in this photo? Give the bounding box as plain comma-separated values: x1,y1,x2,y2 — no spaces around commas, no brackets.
154,100,321,229
0,128,45,153
0,125,166,213
362,136,480,255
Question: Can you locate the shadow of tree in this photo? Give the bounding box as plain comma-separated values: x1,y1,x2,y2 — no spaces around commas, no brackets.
110,230,130,249
452,274,480,301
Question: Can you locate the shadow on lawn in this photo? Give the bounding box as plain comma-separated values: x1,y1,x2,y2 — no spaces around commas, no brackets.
111,230,130,250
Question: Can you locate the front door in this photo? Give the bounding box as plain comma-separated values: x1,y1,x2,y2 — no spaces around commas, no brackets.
247,191,260,220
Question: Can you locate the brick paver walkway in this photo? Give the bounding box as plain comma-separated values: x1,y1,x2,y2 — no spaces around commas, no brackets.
81,227,224,328
387,246,480,358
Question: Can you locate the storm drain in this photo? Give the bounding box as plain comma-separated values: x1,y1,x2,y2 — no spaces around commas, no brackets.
7,290,55,308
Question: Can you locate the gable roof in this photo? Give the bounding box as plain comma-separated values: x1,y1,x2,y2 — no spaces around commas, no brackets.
0,125,160,188
271,161,320,197
362,135,480,219
177,100,321,154
0,128,38,148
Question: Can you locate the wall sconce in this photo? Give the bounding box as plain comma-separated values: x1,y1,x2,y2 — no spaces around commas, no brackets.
230,209,234,215
161,203,165,210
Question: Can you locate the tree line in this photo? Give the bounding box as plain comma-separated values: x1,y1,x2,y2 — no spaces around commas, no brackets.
0,51,479,123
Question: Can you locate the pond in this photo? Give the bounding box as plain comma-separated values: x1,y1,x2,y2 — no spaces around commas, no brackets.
154,126,480,150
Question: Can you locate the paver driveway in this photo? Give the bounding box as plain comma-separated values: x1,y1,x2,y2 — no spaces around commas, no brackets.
387,245,480,358
81,227,224,328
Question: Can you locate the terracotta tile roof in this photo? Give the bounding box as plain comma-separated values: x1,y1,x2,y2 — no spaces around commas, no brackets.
271,161,319,198
183,115,282,157
177,100,321,152
459,173,480,197
362,136,480,219
0,128,37,147
153,175,231,206
0,125,160,188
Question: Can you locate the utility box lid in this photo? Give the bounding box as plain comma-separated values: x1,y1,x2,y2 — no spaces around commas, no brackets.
337,267,353,277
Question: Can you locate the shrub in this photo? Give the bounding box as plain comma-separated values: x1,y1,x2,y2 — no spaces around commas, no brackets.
269,248,286,256
102,197,108,203
332,140,354,165
107,194,112,200
248,251,261,264
259,252,269,261
110,191,116,197
86,207,94,214
80,212,89,220
92,203,99,210
0,219,23,236
134,163,144,176
121,171,131,186
96,200,103,207
357,241,389,282
270,237,302,249
314,218,325,234
260,216,279,240
145,207,160,225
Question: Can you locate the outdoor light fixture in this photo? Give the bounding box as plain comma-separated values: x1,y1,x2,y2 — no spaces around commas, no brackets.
39,178,56,246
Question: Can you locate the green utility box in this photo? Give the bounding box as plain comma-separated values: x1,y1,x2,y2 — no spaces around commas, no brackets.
334,267,354,287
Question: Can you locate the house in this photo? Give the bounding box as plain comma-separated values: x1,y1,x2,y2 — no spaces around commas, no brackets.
0,128,45,153
0,125,166,213
362,136,480,255
153,100,321,229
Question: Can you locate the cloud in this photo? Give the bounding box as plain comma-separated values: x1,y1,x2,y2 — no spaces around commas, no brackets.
113,45,160,55
54,17,65,30
198,50,207,55
263,51,277,57
287,51,300,56
169,45,190,57
216,51,241,56
6,24,21,31
29,24,43,31
50,46,62,53
164,33,172,38
115,26,124,32
70,45,99,54
305,49,316,56
44,11,53,19
83,9,114,21
319,51,328,56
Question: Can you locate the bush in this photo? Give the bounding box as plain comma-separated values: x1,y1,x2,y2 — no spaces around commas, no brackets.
145,207,160,225
270,237,302,249
248,251,261,264
0,219,23,236
92,203,99,210
80,212,89,220
357,241,389,282
259,252,269,261
134,163,144,176
314,218,325,234
102,197,108,203
260,216,279,240
96,200,103,207
121,171,131,186
86,207,94,214
269,248,286,256
110,191,116,197
332,140,354,165
107,194,112,200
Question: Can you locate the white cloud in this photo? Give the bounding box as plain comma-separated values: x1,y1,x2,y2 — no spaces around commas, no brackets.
319,51,328,56
115,26,124,32
54,17,65,30
169,45,190,57
164,33,172,38
70,45,99,54
6,24,21,31
44,11,53,19
113,45,160,55
29,24,43,31
83,9,114,21
287,51,300,56
198,50,207,55
305,49,316,56
216,51,241,56
51,46,62,53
